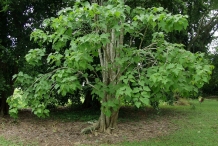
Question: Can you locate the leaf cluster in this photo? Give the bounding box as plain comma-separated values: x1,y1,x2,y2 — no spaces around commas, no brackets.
9,0,213,118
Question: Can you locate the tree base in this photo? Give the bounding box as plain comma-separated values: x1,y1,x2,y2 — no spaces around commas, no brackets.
81,110,119,134
81,122,100,134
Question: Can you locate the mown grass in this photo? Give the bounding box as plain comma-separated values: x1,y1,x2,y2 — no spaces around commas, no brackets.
119,99,218,146
0,136,23,146
0,136,38,146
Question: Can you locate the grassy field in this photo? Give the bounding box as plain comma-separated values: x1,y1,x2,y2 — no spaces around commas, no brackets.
120,99,218,146
0,136,23,146
0,98,218,146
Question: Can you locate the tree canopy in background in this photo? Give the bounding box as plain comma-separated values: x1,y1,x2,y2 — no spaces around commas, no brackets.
0,0,75,115
127,0,218,53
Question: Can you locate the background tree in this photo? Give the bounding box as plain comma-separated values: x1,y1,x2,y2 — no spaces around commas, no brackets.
125,0,218,96
0,0,79,115
126,0,218,53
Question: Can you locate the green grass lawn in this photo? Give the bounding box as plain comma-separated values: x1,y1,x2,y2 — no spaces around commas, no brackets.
0,136,23,146
120,99,218,146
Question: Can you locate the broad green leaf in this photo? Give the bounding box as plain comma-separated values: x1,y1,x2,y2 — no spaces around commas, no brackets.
143,86,151,92
140,98,149,105
135,101,141,108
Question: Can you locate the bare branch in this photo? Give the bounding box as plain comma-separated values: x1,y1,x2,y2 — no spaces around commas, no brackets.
30,67,69,88
98,48,104,67
142,43,157,50
77,71,97,90
114,62,132,83
187,12,218,50
139,27,148,49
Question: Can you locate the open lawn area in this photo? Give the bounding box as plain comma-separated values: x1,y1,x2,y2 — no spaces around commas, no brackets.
0,98,218,146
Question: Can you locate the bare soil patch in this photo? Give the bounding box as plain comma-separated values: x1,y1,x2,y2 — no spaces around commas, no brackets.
0,107,184,146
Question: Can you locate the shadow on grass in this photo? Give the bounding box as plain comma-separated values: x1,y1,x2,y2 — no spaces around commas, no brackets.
39,103,195,124
13,99,200,125
118,105,192,123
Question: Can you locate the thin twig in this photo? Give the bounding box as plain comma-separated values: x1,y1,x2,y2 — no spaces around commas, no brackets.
139,27,148,49
114,62,132,83
77,71,97,90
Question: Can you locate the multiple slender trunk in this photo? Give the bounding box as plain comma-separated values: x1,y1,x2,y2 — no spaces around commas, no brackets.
82,0,125,134
98,27,124,132
81,25,124,133
98,107,119,133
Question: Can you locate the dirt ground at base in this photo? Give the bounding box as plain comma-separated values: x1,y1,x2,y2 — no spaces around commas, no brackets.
0,107,183,146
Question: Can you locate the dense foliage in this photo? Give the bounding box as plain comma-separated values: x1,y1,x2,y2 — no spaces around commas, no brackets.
7,0,213,133
0,0,217,135
0,0,76,115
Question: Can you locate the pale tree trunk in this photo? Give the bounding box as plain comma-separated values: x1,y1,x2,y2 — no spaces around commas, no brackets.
91,0,103,5
81,27,124,134
81,102,119,134
98,28,123,132
98,104,119,133
81,0,124,134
